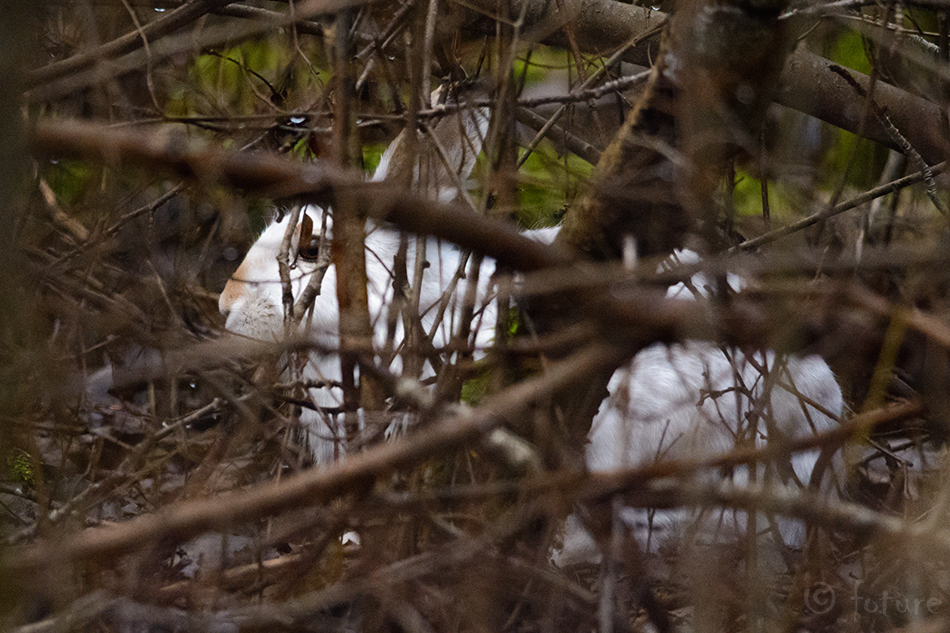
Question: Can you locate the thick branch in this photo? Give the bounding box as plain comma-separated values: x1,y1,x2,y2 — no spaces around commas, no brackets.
465,0,950,164
26,118,920,353
777,48,950,164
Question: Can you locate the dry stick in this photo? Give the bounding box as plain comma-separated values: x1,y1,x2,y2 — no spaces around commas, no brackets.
30,118,945,353
292,214,333,324
583,399,924,505
734,161,948,251
3,399,230,546
828,64,945,213
515,69,652,107
26,0,371,103
151,406,936,625
2,341,629,574
423,114,483,211
540,0,950,162
46,184,184,270
0,389,929,582
782,0,880,16
837,12,950,101
30,119,350,198
28,118,567,272
37,179,90,243
157,550,308,599
411,116,488,363
353,13,405,92
557,404,935,558
26,0,236,88
9,591,118,633
387,74,653,119
37,0,942,172
215,3,325,37
108,184,184,239
118,0,163,113
270,551,590,628
229,495,587,628
28,0,374,90
277,203,303,324
515,106,601,165
411,72,650,115
436,0,950,166
846,282,950,350
515,22,665,169
355,0,413,63
330,8,374,414
151,538,568,631
420,0,440,92
624,477,937,545
39,118,950,406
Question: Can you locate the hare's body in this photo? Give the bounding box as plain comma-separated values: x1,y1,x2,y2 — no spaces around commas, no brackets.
589,343,839,552
552,265,844,564
220,210,494,379
590,343,840,484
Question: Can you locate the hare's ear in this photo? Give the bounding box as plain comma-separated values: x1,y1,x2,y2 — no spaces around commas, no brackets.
372,81,490,202
427,81,490,191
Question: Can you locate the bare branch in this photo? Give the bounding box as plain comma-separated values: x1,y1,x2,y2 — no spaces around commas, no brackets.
2,342,628,574
26,0,237,88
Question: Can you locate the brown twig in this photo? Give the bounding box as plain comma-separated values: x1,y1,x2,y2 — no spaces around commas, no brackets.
2,341,629,573
30,119,950,360
735,162,949,251
26,0,237,88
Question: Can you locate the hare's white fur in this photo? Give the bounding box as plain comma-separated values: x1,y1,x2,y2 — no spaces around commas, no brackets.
551,257,844,564
222,210,498,461
220,96,493,462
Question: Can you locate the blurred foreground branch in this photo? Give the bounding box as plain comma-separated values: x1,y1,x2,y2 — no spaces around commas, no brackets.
29,118,950,357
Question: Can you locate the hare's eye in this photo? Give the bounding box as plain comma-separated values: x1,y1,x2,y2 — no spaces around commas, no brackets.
296,212,321,261
298,237,321,261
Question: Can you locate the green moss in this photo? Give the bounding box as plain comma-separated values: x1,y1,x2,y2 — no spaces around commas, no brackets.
829,30,872,75
177,38,321,117
518,140,590,228
6,448,34,487
821,125,891,192
362,143,388,176
731,169,806,222
460,368,492,405
43,159,95,206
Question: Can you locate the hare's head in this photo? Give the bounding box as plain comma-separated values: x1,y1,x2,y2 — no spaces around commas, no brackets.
219,83,490,346
219,206,335,342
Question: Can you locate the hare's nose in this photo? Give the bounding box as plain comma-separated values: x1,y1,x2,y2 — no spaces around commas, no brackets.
219,277,243,317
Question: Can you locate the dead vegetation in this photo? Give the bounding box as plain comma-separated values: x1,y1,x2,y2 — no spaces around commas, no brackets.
3,0,950,631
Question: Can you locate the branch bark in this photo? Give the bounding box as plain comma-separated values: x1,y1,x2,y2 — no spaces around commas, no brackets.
464,0,950,164
29,117,932,352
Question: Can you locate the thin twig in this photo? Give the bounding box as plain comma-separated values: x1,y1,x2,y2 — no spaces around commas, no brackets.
735,161,948,251
26,0,236,88
3,342,629,573
516,24,665,169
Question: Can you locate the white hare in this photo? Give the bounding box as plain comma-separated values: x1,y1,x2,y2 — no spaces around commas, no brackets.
219,88,844,558
219,87,495,463
551,253,845,565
